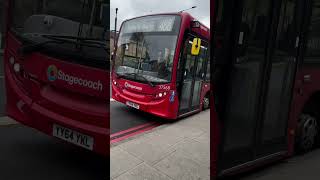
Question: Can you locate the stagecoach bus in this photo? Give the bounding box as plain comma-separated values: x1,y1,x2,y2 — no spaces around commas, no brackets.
211,0,320,177
3,0,109,156
112,12,210,119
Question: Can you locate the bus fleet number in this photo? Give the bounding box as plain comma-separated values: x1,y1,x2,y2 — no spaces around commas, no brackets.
159,85,170,91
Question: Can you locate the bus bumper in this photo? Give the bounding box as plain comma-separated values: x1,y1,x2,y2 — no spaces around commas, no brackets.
112,85,178,120
5,69,108,156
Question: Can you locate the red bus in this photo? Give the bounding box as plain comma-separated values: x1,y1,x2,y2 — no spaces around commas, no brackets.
3,0,109,156
211,0,320,178
112,13,210,119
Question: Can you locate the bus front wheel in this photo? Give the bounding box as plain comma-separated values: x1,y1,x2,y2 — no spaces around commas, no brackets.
296,114,318,152
203,95,210,110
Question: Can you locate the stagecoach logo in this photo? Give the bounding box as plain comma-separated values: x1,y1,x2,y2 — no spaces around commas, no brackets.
47,65,58,82
46,65,103,91
125,82,143,91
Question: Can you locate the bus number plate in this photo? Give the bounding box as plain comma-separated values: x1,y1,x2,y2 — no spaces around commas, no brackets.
53,124,94,150
126,101,140,109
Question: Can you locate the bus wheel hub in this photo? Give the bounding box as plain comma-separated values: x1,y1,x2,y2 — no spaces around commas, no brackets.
299,114,318,151
203,97,209,109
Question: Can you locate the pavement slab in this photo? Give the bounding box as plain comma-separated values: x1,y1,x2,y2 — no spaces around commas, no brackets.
154,149,210,180
118,132,178,165
152,122,204,140
111,111,210,180
114,163,172,180
192,132,210,144
175,111,210,133
172,139,210,168
110,147,143,179
0,116,18,125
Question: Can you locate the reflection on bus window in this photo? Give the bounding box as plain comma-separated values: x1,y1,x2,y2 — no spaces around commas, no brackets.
12,0,107,39
10,0,109,69
306,0,320,57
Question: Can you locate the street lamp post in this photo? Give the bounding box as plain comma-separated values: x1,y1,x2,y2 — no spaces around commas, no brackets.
179,6,197,13
114,8,118,49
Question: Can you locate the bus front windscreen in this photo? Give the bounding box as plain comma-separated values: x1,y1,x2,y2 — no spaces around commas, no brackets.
10,0,109,69
114,15,181,84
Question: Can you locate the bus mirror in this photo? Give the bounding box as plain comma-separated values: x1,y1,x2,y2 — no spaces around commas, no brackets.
191,38,201,56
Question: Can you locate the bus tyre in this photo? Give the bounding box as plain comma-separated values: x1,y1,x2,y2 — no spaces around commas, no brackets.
296,114,318,152
203,96,210,110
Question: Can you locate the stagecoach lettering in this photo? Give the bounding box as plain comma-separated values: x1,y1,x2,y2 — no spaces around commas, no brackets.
56,69,103,91
125,82,143,91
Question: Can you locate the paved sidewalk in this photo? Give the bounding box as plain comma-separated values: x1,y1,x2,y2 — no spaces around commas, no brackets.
0,116,18,125
110,110,210,180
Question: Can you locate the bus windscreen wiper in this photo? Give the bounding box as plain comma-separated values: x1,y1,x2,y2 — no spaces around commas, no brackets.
41,34,107,49
19,34,107,54
19,40,65,54
41,34,100,41
116,72,155,87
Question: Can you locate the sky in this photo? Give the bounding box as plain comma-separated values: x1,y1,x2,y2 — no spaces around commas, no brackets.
110,0,210,31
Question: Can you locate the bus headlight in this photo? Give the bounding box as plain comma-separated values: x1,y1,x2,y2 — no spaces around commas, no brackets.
9,56,15,65
155,92,168,99
14,63,21,73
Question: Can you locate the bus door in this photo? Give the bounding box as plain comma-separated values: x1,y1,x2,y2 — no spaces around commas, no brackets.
256,0,306,157
178,36,209,115
215,0,306,172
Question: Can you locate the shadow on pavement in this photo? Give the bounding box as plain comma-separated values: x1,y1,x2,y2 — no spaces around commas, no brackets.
0,125,108,180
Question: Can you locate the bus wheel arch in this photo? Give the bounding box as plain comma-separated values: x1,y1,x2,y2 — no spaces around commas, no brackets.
296,92,320,152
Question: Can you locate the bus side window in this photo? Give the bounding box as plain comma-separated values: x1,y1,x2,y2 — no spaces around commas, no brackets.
304,0,320,59
196,44,208,80
177,39,191,82
204,47,210,81
206,59,210,81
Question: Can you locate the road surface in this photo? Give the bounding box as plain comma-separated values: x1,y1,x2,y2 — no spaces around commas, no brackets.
0,123,107,180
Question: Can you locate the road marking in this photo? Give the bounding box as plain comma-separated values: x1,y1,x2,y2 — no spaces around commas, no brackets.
110,122,157,138
110,122,162,144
